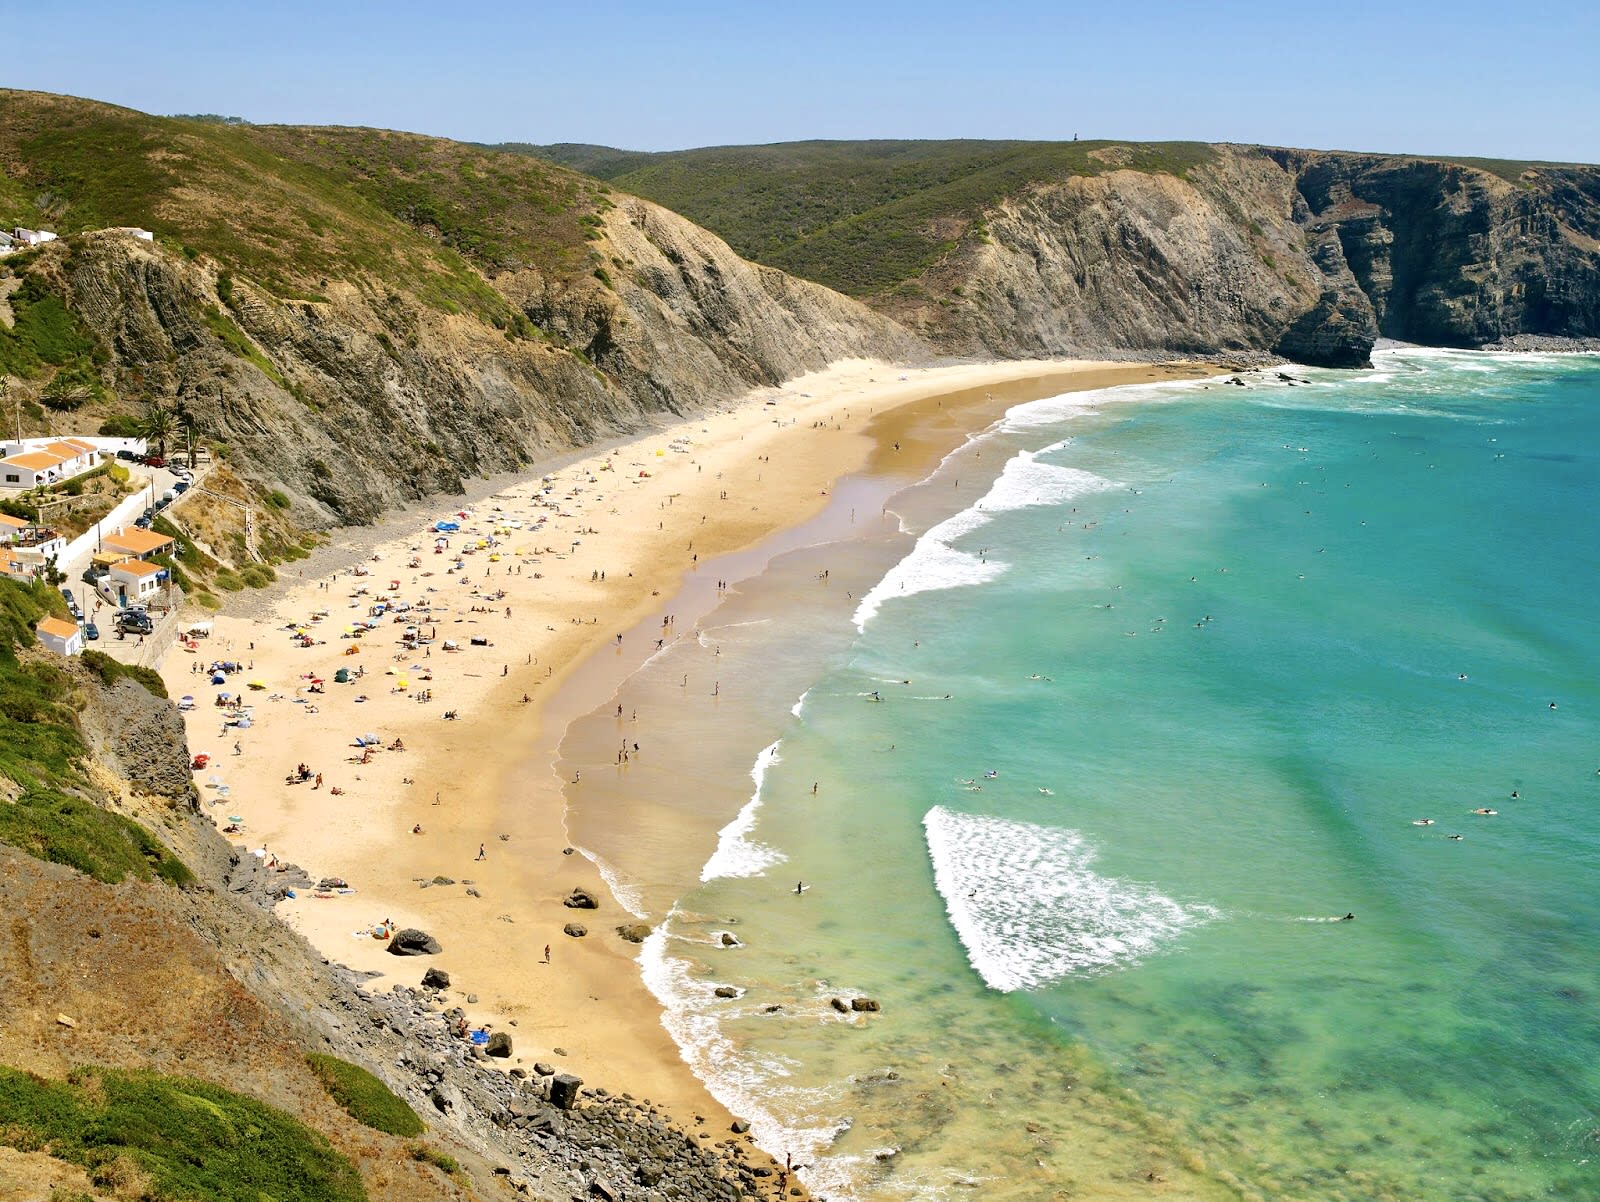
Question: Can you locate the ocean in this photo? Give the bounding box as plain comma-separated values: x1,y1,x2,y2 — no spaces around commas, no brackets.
560,349,1600,1201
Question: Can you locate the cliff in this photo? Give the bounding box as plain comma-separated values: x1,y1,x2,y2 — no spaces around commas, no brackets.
533,140,1600,369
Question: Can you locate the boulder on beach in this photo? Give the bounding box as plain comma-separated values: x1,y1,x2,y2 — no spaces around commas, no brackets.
615,923,651,943
713,986,739,999
851,997,881,1012
549,1072,583,1110
563,887,599,910
563,922,587,938
486,1031,513,1058
387,928,443,956
421,967,451,989
830,997,850,1013
719,932,739,947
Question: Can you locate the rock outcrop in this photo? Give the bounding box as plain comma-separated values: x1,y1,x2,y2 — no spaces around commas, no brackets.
37,198,920,530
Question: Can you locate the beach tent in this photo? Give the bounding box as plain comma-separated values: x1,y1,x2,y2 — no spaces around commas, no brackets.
334,668,350,684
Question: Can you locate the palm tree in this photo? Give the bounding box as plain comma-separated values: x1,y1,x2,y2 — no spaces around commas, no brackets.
140,401,176,459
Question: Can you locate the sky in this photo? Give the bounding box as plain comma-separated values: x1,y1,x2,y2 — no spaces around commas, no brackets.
4,0,1598,162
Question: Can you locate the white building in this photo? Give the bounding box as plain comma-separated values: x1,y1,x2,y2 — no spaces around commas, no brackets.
36,615,83,656
12,228,58,247
0,437,103,489
108,557,165,605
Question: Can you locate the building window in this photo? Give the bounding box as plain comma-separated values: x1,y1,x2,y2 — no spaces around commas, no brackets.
4,475,17,483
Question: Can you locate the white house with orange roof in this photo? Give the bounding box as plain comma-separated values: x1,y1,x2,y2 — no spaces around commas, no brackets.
0,545,34,582
0,512,28,544
108,557,166,605
1,449,71,488
0,436,105,489
101,526,174,562
35,615,83,656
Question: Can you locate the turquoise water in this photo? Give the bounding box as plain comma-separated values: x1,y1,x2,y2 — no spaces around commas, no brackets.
580,350,1600,1201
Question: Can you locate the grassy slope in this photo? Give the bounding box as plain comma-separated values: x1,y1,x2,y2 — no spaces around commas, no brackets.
0,89,611,319
0,579,193,886
513,139,1217,297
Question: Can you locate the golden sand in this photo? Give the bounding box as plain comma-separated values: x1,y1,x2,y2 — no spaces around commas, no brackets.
159,357,1213,1128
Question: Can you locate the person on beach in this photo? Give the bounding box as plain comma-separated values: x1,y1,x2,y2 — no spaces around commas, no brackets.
543,944,551,963
476,843,486,861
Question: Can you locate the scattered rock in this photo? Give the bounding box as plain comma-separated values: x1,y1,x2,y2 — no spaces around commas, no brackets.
730,1119,751,1134
486,1031,513,1058
563,922,588,938
615,923,651,943
432,875,455,885
533,1062,555,1076
851,997,880,1012
590,1176,619,1201
466,993,479,1004
830,997,849,1014
719,932,739,947
562,846,575,855
388,928,443,956
713,986,739,999
421,967,451,989
465,886,480,898
429,1082,461,1113
564,887,599,910
549,1073,583,1110
55,1014,78,1029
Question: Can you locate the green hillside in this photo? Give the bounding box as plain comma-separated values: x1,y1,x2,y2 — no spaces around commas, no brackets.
0,90,612,318
509,138,1216,297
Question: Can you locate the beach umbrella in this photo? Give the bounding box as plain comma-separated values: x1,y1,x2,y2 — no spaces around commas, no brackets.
247,680,266,690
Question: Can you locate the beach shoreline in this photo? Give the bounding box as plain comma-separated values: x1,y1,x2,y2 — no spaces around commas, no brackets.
157,355,1219,1151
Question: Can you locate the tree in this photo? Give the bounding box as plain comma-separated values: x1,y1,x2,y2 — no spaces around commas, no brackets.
140,401,176,459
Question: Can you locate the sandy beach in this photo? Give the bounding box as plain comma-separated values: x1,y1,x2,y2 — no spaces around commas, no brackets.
157,355,1216,1140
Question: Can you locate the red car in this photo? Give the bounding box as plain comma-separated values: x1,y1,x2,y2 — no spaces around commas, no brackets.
142,454,166,467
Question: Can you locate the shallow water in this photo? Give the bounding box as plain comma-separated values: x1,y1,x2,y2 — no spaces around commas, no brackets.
564,350,1600,1201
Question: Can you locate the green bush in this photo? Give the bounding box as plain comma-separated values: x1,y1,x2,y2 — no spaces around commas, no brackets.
80,649,169,699
408,1144,459,1174
306,1054,424,1136
0,787,193,886
98,413,143,438
0,1066,367,1202
264,489,291,510
238,564,276,589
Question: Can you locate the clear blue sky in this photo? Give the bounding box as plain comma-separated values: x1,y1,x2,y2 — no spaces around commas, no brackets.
6,0,1598,162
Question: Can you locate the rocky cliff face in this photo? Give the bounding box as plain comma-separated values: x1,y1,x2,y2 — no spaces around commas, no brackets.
1267,149,1600,348
39,199,920,528
881,146,1600,368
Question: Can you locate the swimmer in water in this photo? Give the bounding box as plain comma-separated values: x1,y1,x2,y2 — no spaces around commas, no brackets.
1412,819,1435,826
1039,787,1054,795
1340,913,1355,921
985,770,999,779
1447,834,1464,840
1472,808,1498,816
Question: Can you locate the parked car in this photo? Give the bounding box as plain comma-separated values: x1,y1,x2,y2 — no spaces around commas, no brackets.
133,516,152,529
116,614,153,635
116,449,137,462
173,480,191,494
142,454,166,468
83,622,99,641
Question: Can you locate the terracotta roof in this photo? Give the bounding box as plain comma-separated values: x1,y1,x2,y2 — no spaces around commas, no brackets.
36,616,80,640
2,451,66,470
103,528,174,556
43,440,89,459
113,558,164,578
0,513,27,529
59,437,98,453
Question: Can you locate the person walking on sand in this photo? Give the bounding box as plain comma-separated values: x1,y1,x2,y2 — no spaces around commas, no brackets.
543,944,551,963
476,842,486,861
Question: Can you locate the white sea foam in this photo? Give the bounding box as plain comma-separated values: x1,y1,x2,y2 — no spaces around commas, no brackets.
853,450,1116,631
790,688,810,718
923,807,1214,992
639,922,855,1187
699,740,787,882
576,846,648,918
